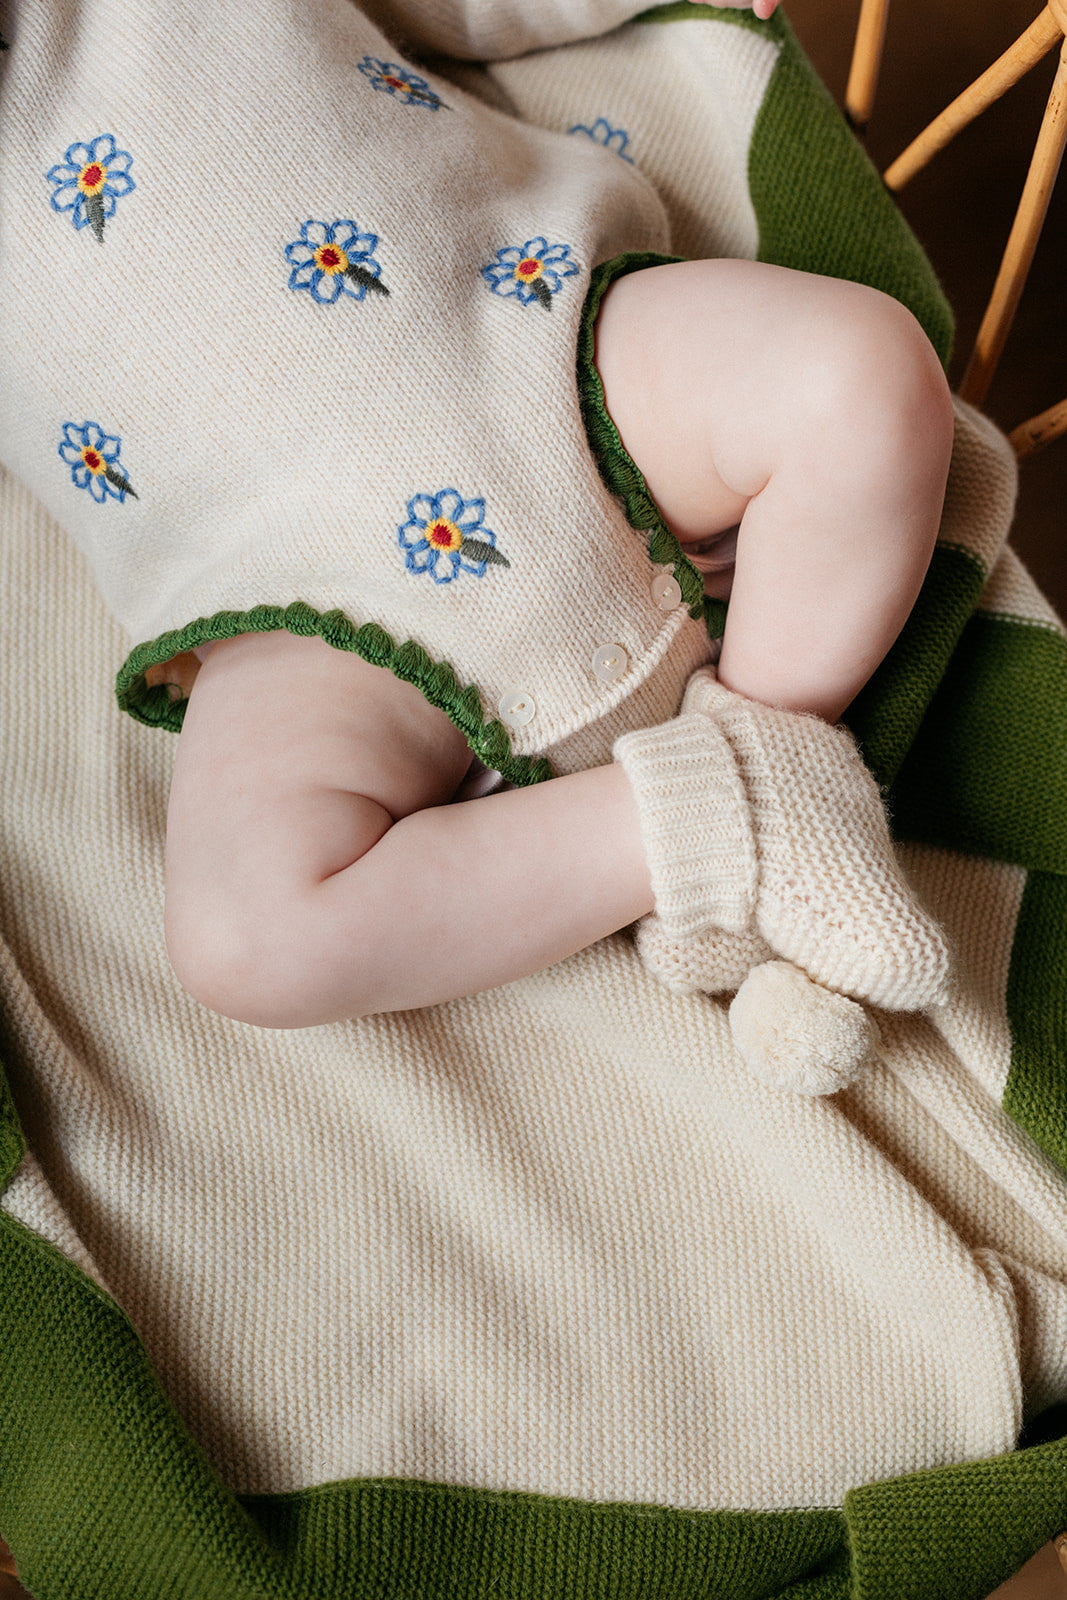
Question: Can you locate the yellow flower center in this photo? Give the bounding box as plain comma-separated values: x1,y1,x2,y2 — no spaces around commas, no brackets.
514,257,544,282
77,162,108,196
383,74,412,92
426,518,462,552
314,244,349,275
81,447,106,475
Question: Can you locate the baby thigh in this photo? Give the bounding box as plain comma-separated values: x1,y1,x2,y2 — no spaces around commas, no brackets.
593,258,954,717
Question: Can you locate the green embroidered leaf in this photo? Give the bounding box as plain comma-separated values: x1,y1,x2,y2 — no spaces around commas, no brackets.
87,191,106,243
530,279,552,311
430,660,459,700
460,539,510,569
344,263,389,297
409,87,449,109
104,464,137,499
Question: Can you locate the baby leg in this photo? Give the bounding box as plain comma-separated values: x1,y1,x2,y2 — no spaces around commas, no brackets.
164,630,655,1027
594,258,955,723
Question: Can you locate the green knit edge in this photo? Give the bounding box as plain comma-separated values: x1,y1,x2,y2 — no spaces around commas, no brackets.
886,611,1067,871
634,6,952,363
3,1188,1066,1600
576,252,715,626
115,602,553,788
1003,869,1067,1173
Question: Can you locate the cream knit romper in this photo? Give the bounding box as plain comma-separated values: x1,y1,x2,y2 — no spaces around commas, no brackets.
0,0,720,783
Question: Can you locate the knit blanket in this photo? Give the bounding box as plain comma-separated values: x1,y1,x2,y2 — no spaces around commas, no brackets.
2,7,1067,1599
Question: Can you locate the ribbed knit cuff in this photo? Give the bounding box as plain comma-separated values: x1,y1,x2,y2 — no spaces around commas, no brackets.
614,712,758,939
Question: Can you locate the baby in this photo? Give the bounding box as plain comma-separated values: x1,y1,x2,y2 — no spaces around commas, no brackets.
0,0,954,1033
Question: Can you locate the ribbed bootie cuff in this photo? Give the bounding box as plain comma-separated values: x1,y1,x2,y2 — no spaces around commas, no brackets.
614,713,758,939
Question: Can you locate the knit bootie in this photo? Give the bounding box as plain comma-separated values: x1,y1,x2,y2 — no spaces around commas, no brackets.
637,918,878,1096
680,669,950,1012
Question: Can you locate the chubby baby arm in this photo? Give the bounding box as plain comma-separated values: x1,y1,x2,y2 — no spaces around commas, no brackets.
164,631,656,1028
359,0,779,64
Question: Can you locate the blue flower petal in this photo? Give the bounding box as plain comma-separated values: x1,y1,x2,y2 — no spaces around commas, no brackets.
328,220,359,251
62,422,86,447
399,530,431,557
65,142,93,169
102,172,134,198
435,488,465,523
309,271,342,304
58,442,83,465
84,422,105,450
88,473,108,502
430,553,460,584
48,180,79,213
288,262,316,290
301,220,330,247
285,242,315,266
406,494,437,526
89,134,117,164
455,500,486,533
71,193,91,229
46,161,79,184
71,463,90,488
521,236,549,259
98,433,122,461
105,149,133,176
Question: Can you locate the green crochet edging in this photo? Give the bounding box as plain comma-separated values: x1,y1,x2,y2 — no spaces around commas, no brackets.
576,252,710,624
115,602,553,788
1004,869,1067,1175
2,1192,1066,1600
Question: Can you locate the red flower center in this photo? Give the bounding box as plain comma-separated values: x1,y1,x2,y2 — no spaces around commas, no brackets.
319,247,341,269
517,258,541,277
384,75,409,90
83,163,103,187
428,519,461,551
83,449,103,472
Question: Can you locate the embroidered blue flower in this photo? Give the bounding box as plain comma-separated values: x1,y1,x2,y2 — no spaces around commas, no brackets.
58,422,137,503
47,135,134,242
357,55,448,110
568,118,634,163
284,220,388,305
482,239,580,311
398,489,510,584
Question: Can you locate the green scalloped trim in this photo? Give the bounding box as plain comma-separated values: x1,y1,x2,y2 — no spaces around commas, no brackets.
576,253,710,623
115,602,554,788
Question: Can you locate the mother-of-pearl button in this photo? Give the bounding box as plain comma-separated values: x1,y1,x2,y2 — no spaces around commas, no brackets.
651,572,683,611
498,689,537,726
591,643,629,683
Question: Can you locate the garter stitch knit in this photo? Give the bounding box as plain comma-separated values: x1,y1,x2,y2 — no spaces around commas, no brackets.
681,668,952,1009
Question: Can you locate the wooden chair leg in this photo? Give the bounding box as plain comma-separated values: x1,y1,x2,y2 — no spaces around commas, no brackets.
959,33,1067,404
883,5,1062,191
845,0,891,131
1009,394,1067,457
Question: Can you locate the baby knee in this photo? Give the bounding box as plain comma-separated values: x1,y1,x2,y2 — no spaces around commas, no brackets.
822,288,954,471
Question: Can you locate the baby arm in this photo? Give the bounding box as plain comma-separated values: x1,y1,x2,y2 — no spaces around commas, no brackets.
165,631,655,1027
359,0,779,63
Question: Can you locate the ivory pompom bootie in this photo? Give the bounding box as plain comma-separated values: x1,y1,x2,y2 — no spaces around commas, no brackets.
615,668,951,1096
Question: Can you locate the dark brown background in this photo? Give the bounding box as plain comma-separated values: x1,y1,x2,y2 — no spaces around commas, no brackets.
789,0,1067,618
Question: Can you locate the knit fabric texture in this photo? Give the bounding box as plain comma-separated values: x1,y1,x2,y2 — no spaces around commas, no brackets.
2,5,1067,1600
613,711,757,936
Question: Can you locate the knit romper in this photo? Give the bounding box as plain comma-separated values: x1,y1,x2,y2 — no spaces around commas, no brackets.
0,0,721,783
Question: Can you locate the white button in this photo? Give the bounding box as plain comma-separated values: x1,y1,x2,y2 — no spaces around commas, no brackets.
591,643,630,683
498,689,537,727
651,572,683,611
